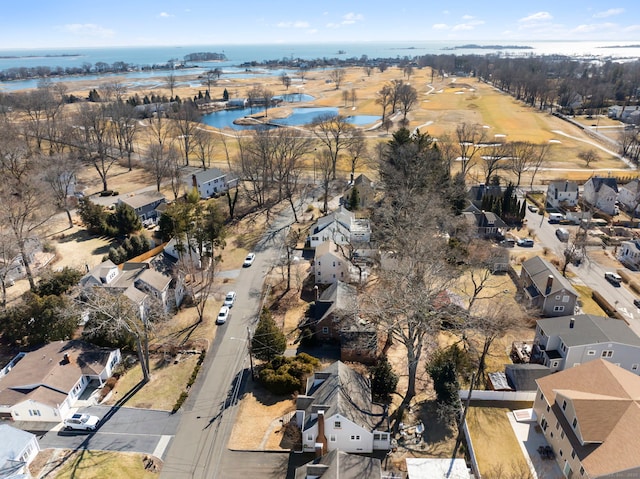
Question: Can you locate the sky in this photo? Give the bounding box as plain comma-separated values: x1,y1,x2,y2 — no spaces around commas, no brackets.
1,1,640,49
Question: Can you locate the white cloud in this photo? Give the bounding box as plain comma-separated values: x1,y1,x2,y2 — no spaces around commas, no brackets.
572,22,616,34
519,11,553,23
452,23,474,31
276,21,310,29
432,23,449,30
593,8,624,18
158,12,173,18
342,12,364,25
462,14,474,20
60,23,114,38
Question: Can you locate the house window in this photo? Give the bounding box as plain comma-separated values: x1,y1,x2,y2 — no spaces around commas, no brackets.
555,295,561,300
546,405,550,412
554,306,565,312
571,450,576,459
307,434,313,441
541,417,548,431
552,361,559,368
540,392,544,401
633,364,639,371
550,432,554,438
556,420,560,430
374,433,388,441
561,431,565,439
29,410,41,417
572,418,578,428
580,467,585,475
562,400,567,411
330,435,336,442
602,350,613,358
587,350,596,356
562,295,570,303
334,421,341,429
350,435,360,441
559,449,563,457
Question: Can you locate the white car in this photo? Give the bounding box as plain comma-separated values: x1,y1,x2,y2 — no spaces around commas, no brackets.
216,306,230,324
243,252,256,267
64,413,100,431
224,291,237,307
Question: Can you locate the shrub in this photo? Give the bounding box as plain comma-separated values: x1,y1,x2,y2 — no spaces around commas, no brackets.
369,357,398,400
172,391,189,413
258,353,320,396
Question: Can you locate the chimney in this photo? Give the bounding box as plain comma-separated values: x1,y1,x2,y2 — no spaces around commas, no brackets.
570,318,575,329
316,410,327,457
192,174,197,187
545,275,554,295
63,353,70,364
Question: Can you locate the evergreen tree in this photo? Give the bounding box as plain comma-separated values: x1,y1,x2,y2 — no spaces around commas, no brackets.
110,203,142,236
77,197,107,233
251,307,286,361
348,186,360,210
370,356,399,400
223,88,229,101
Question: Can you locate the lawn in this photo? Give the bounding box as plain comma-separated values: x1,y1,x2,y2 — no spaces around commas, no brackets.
38,450,160,479
466,402,531,477
573,284,607,316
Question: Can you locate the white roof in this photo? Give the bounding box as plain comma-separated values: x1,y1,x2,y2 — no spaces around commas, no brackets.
0,424,36,466
406,458,471,479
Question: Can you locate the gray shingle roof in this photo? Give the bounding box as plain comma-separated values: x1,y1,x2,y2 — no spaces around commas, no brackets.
294,450,382,479
521,256,577,297
537,314,640,347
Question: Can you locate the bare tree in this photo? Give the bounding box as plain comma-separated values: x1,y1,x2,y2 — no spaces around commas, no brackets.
172,102,201,166
110,101,139,171
317,149,333,213
262,89,274,117
397,83,418,122
329,69,345,90
509,141,536,187
403,65,414,80
350,88,357,108
528,142,550,190
202,70,217,96
346,129,368,182
481,140,510,184
41,153,81,228
280,72,291,90
0,230,18,308
78,288,168,383
376,84,393,122
578,148,599,167
165,71,177,98
311,113,355,180
456,123,487,179
192,127,216,170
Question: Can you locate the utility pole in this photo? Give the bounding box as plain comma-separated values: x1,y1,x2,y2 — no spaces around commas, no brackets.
247,326,255,381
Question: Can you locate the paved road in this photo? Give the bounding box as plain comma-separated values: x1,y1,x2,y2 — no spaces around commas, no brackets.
39,406,181,458
160,207,296,479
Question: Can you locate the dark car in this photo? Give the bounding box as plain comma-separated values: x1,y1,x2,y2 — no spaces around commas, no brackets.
634,299,640,309
517,238,534,247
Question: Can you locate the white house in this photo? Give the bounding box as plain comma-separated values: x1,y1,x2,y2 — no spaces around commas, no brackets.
295,361,390,454
531,314,640,373
0,424,40,478
314,240,353,285
582,176,618,215
546,180,579,209
618,179,640,216
0,340,121,422
187,168,234,199
618,239,640,270
308,206,371,248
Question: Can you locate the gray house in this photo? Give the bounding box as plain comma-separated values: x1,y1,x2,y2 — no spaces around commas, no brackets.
294,450,382,479
520,256,578,317
118,191,167,221
546,180,579,209
531,314,640,373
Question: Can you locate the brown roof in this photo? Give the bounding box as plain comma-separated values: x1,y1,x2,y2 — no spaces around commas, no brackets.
0,340,115,408
536,359,640,477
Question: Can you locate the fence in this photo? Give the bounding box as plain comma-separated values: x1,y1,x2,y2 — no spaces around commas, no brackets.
461,419,482,479
458,389,536,402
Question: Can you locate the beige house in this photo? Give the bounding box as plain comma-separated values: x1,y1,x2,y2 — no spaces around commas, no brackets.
314,240,354,285
533,359,640,478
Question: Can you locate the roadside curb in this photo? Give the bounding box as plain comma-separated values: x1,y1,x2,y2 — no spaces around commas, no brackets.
227,448,291,453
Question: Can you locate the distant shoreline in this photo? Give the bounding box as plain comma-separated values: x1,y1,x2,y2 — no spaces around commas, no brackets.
0,53,81,59
442,44,533,50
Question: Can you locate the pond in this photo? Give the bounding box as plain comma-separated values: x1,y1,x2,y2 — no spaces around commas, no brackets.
201,105,380,130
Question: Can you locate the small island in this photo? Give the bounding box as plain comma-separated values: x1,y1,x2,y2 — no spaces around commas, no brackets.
442,44,533,50
183,52,227,62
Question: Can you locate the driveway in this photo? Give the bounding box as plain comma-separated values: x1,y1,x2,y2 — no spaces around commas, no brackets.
39,405,181,460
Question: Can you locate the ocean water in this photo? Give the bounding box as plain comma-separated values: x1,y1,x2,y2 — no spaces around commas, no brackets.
1,41,639,91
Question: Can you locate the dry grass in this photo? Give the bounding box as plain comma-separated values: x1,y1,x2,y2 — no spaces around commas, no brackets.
104,354,199,410
39,449,160,479
466,403,528,477
573,284,607,316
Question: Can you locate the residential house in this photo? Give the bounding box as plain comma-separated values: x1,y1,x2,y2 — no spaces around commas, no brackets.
118,191,167,222
314,240,355,285
582,176,618,215
294,450,382,479
80,260,183,313
188,168,234,199
618,239,640,270
308,206,371,249
406,458,472,479
0,424,40,478
608,104,640,123
533,359,640,479
295,361,390,454
546,180,579,209
504,364,550,391
467,183,504,208
305,281,377,364
462,205,508,239
520,256,578,317
0,340,121,422
617,179,640,216
530,314,640,373
342,174,376,209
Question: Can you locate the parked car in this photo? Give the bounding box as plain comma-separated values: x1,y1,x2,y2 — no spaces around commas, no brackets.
243,253,256,267
556,228,570,242
527,204,539,213
500,239,515,248
634,299,640,309
605,272,622,286
64,413,100,431
548,213,564,224
216,306,230,324
223,291,237,308
517,238,534,247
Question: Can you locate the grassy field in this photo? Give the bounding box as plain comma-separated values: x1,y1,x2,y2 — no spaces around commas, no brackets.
39,450,160,479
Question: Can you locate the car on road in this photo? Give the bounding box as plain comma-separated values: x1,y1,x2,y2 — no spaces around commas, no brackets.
517,238,534,247
216,306,230,324
634,299,640,309
223,291,236,307
500,239,515,248
605,272,622,286
64,413,100,431
527,204,539,213
243,252,256,267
